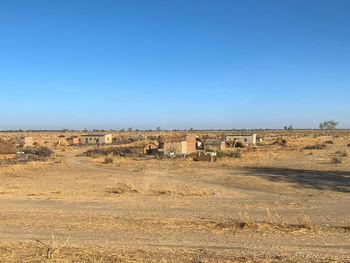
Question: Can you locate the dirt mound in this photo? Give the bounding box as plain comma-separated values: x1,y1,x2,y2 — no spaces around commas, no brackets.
0,140,17,154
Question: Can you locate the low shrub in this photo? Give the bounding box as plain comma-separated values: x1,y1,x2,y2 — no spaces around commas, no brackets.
216,151,241,158
106,183,138,194
103,157,113,164
325,140,334,144
335,151,348,157
83,147,131,157
331,157,342,164
23,147,53,157
35,147,53,157
303,144,326,150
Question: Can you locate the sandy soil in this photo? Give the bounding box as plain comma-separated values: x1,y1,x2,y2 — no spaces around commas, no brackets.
0,131,349,262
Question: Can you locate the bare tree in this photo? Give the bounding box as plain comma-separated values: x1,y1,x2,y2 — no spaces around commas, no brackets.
284,125,293,131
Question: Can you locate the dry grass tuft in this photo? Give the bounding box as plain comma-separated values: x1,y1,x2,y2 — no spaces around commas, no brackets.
106,182,138,195
35,230,72,259
296,214,313,230
0,242,346,263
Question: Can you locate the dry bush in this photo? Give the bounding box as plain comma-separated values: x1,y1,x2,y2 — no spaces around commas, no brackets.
35,230,72,259
103,157,113,164
106,182,138,195
331,157,342,164
335,150,348,157
23,147,53,157
296,214,313,230
83,147,131,157
304,144,326,150
216,151,241,158
272,137,288,146
325,140,334,144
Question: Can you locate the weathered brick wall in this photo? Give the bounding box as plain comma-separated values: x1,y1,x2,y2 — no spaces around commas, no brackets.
186,135,196,154
164,142,183,155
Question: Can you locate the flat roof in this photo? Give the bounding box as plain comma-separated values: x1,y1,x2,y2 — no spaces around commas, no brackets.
81,134,108,137
227,134,254,136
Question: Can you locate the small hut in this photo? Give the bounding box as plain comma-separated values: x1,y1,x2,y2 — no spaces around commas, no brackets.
204,139,226,151
67,136,79,145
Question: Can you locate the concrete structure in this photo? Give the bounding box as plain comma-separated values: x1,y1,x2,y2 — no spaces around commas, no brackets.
158,134,196,156
226,134,256,145
204,139,226,151
143,142,158,155
79,134,112,144
256,136,263,143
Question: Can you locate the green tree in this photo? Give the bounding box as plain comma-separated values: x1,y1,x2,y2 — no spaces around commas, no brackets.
319,120,338,130
319,120,339,140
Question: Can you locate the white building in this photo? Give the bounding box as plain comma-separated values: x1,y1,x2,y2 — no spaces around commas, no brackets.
79,134,112,144
226,134,256,145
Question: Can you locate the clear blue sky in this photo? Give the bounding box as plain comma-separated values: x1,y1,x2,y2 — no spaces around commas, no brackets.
0,0,349,130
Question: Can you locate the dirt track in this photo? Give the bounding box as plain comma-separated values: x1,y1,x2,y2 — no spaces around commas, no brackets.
0,147,349,262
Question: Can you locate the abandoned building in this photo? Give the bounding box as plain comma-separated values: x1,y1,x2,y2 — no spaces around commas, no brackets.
158,134,196,156
67,136,79,145
204,138,226,151
226,134,256,145
256,136,263,143
195,137,204,151
141,141,159,155
79,134,112,144
125,140,159,155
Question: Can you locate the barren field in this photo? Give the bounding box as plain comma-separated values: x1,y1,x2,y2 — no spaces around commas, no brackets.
0,131,349,262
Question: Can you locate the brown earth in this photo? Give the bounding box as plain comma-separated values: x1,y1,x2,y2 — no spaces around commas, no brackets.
0,131,349,262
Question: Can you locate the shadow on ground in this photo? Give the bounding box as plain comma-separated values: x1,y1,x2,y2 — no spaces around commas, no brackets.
242,167,350,193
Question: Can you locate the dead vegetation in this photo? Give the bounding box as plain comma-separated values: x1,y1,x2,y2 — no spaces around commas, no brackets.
335,150,348,157
0,139,17,154
35,230,72,259
1,242,348,263
331,157,342,164
23,146,53,157
82,147,131,157
106,182,138,195
0,130,350,262
272,137,288,146
303,144,327,150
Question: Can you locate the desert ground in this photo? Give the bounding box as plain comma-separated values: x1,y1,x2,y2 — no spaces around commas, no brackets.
0,130,349,262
